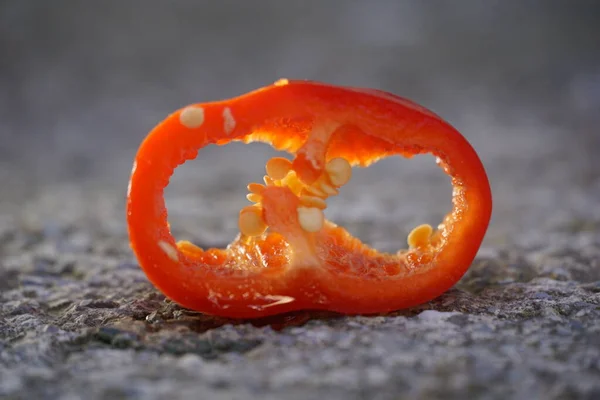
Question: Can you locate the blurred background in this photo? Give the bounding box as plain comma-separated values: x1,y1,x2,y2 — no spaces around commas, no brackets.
1,0,599,251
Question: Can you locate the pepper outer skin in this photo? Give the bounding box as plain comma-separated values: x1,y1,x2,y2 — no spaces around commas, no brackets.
127,80,492,318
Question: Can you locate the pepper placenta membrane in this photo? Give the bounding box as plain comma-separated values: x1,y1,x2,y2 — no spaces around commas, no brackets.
127,79,492,318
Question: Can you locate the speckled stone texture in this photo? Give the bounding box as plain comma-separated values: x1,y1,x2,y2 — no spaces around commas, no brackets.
1,2,599,400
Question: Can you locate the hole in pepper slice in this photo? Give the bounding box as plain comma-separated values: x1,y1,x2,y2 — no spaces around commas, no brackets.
127,79,492,319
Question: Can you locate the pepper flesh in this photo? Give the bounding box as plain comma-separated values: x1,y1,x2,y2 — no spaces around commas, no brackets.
126,80,492,319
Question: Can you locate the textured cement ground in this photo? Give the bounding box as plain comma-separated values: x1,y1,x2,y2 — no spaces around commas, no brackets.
1,2,600,400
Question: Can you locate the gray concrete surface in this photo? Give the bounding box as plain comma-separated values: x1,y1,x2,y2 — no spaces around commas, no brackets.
1,1,599,399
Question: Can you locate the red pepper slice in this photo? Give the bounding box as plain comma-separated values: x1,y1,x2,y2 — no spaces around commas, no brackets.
127,79,492,318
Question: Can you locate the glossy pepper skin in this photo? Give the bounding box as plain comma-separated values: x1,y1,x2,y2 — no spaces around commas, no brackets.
127,79,492,319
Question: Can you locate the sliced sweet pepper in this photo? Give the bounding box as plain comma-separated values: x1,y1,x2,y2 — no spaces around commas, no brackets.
126,79,492,318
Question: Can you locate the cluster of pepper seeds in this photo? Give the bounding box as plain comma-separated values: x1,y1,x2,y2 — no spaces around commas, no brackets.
238,157,352,237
